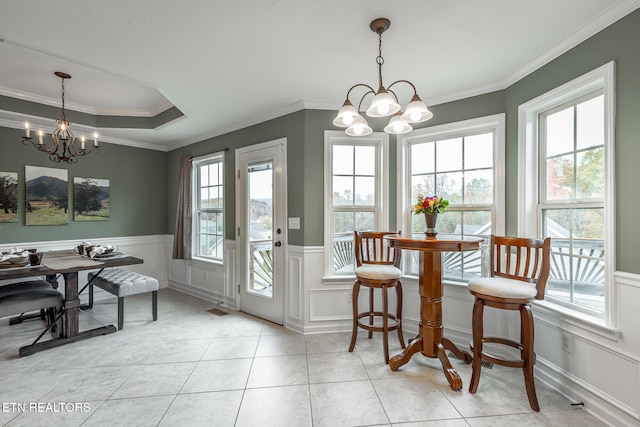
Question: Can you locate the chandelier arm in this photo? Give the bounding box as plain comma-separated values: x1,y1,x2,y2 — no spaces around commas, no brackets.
78,146,100,156
387,88,400,105
345,83,376,101
386,79,418,96
21,136,59,155
355,90,375,113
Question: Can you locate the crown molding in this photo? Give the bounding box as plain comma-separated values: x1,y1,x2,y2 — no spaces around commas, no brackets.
0,85,174,117
501,0,640,89
0,113,167,152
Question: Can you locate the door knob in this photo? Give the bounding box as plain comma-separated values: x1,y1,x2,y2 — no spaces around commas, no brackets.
274,241,282,247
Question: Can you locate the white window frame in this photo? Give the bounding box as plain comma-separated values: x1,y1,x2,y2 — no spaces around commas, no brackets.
323,130,389,279
397,114,506,281
192,151,225,263
518,61,615,325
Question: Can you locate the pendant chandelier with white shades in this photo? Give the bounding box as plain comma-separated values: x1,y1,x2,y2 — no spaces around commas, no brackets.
333,18,433,136
21,72,100,164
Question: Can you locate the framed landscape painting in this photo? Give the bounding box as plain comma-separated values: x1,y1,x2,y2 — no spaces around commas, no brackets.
25,165,69,226
73,177,110,221
0,171,18,223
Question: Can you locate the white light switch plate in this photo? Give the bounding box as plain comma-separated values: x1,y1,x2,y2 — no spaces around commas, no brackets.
288,217,300,229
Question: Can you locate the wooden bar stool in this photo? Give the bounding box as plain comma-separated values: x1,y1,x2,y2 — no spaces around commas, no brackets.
467,235,551,411
348,231,405,364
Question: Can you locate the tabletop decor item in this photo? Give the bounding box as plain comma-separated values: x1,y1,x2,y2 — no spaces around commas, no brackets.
413,195,449,238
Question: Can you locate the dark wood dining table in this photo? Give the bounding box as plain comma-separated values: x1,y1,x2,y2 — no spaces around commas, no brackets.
384,233,483,390
0,249,142,356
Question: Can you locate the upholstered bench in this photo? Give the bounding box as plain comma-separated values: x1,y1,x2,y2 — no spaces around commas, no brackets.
88,269,159,330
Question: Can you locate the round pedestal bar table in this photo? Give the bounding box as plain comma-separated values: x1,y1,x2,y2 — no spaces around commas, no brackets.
384,233,483,390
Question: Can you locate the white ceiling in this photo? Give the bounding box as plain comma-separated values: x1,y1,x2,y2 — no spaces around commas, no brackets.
1,0,638,151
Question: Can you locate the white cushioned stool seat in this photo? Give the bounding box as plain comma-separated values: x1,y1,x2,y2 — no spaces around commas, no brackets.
355,265,402,281
88,268,159,330
468,277,537,300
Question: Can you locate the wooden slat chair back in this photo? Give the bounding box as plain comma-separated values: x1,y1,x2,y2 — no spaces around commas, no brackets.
349,231,405,364
490,235,551,300
468,235,551,411
355,231,401,268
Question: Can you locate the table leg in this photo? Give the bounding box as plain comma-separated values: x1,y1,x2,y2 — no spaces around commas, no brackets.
389,336,423,371
19,271,117,356
436,343,463,390
389,250,465,390
442,337,473,363
63,272,80,338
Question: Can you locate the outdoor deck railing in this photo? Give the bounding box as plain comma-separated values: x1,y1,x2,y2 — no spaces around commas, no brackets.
250,239,273,290
251,234,605,293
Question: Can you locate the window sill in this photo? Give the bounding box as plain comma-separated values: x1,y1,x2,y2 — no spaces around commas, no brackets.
190,257,224,268
534,300,621,342
322,275,355,285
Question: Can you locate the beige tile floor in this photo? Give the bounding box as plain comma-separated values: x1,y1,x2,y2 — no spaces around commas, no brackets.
0,288,607,426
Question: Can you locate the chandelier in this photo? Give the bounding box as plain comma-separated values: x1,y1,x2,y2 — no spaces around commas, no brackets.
333,18,433,136
21,72,99,163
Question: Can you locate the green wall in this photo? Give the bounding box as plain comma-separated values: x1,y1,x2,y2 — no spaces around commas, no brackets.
0,126,168,243
166,111,306,245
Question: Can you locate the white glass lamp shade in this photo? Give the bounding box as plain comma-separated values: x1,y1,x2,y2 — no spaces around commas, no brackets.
400,95,433,123
365,89,401,118
345,120,373,137
384,114,413,134
333,100,362,127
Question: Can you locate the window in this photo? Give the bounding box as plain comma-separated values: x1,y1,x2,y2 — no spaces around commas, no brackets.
398,114,505,281
324,131,389,277
193,152,225,261
519,62,615,319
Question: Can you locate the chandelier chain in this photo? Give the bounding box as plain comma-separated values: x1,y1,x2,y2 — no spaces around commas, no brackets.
60,77,67,122
376,32,384,89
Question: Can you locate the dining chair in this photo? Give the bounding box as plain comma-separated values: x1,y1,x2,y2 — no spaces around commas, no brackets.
467,235,551,411
0,284,64,338
348,231,405,364
0,280,55,325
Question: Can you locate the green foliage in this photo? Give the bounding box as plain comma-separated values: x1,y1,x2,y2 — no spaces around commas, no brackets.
0,175,18,215
74,179,104,215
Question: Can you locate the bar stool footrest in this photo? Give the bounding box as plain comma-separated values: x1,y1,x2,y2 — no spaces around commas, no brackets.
356,312,401,332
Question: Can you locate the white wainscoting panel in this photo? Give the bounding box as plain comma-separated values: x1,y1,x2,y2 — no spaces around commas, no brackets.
1,235,171,304
309,288,352,322
167,238,236,308
531,271,640,425
287,246,303,323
